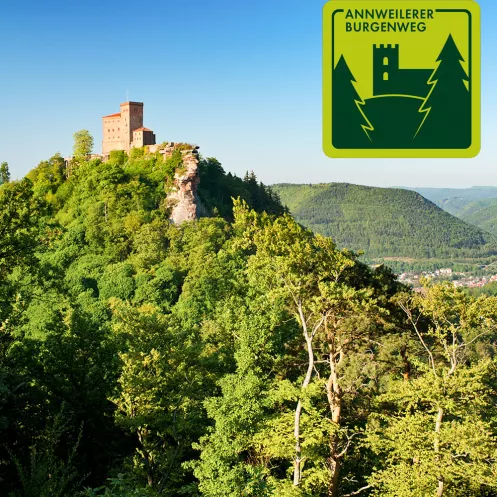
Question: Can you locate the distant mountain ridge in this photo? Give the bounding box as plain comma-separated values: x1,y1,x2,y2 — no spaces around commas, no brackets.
400,186,497,204
400,186,497,235
272,183,497,261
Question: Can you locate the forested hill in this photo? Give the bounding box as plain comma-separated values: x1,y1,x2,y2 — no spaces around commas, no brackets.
25,149,285,224
3,151,497,496
456,199,497,235
272,182,497,259
0,148,285,494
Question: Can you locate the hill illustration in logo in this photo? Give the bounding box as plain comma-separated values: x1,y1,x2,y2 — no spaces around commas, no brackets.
332,35,471,149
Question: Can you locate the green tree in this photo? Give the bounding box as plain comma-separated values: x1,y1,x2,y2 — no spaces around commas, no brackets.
366,284,497,496
332,56,372,149
416,35,471,148
241,207,392,496
10,409,82,497
73,130,94,159
16,295,123,488
0,177,50,494
27,153,66,206
0,178,44,323
0,161,11,184
197,158,285,220
110,301,214,494
194,201,402,497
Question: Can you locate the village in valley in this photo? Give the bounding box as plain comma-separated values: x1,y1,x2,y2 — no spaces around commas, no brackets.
398,267,497,290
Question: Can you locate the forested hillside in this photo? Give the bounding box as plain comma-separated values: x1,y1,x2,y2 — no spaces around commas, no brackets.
457,199,497,235
272,182,497,259
1,150,497,496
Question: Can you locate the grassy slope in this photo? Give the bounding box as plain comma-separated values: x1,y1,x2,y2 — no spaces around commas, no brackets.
273,183,497,260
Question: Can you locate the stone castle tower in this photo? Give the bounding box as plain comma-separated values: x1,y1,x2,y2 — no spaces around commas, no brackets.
373,44,431,98
102,101,156,155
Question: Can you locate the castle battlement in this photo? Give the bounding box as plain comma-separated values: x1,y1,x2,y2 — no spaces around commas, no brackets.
374,44,399,49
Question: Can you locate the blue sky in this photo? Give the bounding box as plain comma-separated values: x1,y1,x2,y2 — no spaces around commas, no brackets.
0,0,494,187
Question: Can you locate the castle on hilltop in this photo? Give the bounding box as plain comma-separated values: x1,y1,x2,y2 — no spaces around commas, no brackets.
102,101,156,155
66,100,202,224
373,44,432,98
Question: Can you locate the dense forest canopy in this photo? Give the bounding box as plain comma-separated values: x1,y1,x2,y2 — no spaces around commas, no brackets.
1,147,497,496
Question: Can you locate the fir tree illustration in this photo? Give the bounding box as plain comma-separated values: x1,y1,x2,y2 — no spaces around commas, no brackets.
332,55,373,148
415,34,471,148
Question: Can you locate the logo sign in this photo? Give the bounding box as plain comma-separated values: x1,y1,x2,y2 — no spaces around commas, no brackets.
323,1,480,158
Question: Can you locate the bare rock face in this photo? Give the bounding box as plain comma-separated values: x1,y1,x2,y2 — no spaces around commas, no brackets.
168,149,201,224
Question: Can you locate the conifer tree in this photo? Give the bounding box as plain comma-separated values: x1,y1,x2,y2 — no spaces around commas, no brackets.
416,35,471,148
0,162,10,185
332,55,372,148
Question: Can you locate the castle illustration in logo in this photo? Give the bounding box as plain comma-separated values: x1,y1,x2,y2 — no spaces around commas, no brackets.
332,35,471,149
372,44,431,98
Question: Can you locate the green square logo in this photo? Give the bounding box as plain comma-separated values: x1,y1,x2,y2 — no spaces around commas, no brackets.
323,1,481,158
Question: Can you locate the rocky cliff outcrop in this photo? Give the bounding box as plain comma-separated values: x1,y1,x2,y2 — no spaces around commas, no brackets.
165,145,202,224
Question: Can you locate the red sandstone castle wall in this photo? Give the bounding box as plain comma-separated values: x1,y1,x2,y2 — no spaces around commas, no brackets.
102,114,122,155
120,102,143,151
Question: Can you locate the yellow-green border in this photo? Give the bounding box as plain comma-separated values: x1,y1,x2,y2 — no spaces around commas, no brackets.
322,0,481,158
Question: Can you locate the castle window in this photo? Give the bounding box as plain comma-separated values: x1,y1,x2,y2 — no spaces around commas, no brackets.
383,72,389,81
383,56,388,66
